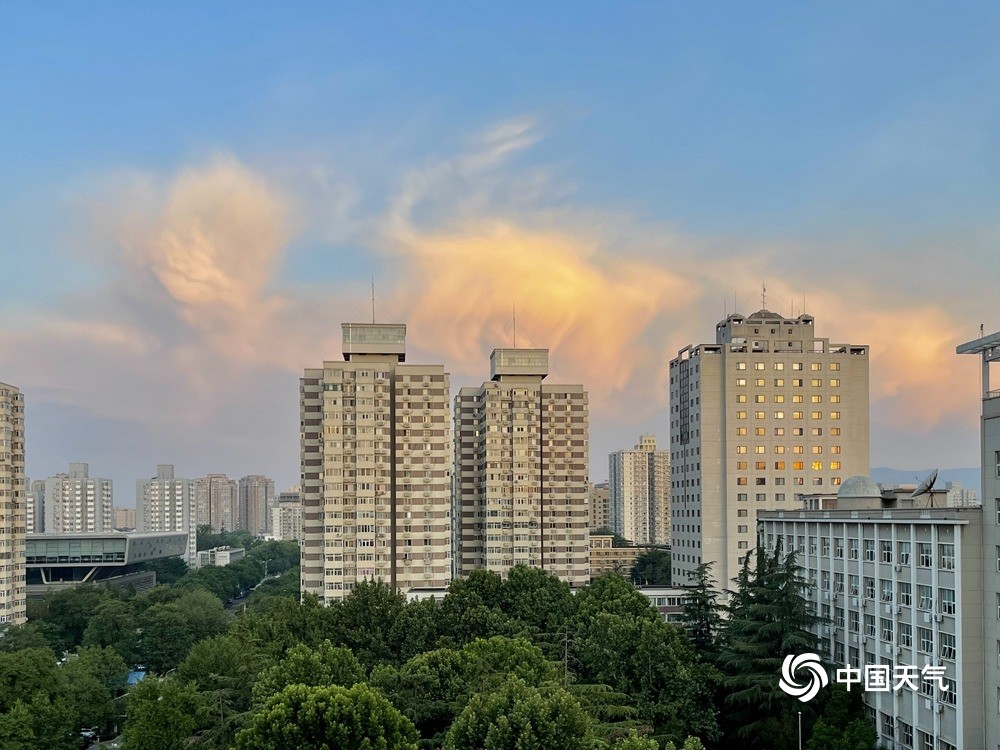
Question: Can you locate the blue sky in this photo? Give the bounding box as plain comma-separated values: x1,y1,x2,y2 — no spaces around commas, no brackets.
1,3,997,499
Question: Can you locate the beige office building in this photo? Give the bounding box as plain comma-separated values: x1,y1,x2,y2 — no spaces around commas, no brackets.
609,435,670,545
137,465,197,565
195,474,238,533
958,328,1000,749
454,348,589,587
300,323,451,602
113,507,136,530
43,463,114,534
239,474,275,535
669,310,869,589
0,383,27,626
589,482,611,531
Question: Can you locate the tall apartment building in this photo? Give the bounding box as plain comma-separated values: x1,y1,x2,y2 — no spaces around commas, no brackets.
113,507,136,529
43,463,114,534
239,474,275,535
137,465,197,565
609,435,670,545
589,482,611,531
760,481,982,750
668,310,869,589
272,489,303,543
26,479,44,533
300,323,452,602
195,474,238,533
958,328,1000,748
0,383,27,626
454,348,590,587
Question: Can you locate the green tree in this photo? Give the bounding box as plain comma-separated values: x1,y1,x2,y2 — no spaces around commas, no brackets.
136,605,194,673
631,550,672,586
0,621,63,654
122,677,209,750
252,641,365,706
592,527,631,547
234,683,419,750
500,565,576,636
36,586,115,652
806,684,877,750
137,557,189,585
0,700,35,749
232,594,331,660
716,547,823,749
575,573,659,624
82,598,141,664
681,562,723,655
443,678,592,750
0,647,64,712
613,730,659,750
63,646,129,737
328,580,408,668
665,738,706,750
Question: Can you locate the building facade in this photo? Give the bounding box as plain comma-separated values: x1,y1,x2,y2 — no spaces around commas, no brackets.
300,323,452,602
0,383,27,626
958,328,1000,748
609,435,670,545
761,479,984,750
136,465,197,565
43,463,114,534
238,474,275,535
272,490,303,543
26,479,43,534
669,310,870,590
195,474,238,533
196,545,245,568
454,348,589,587
589,482,611,531
113,507,136,530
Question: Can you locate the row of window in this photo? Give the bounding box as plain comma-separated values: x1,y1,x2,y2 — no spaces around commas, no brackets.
737,427,841,436
734,362,842,371
736,377,841,386
735,410,842,420
768,537,955,569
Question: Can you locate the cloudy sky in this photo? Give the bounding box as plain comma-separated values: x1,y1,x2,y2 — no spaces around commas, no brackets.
2,3,997,504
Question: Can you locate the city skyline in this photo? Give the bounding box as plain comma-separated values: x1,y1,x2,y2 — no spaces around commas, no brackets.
2,4,997,496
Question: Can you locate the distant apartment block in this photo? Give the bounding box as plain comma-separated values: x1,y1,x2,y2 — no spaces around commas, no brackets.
113,507,136,530
669,309,870,590
43,463,114,534
137,465,196,565
300,323,452,602
588,482,611,531
944,481,978,508
0,382,27,625
454,348,590,587
609,435,670,545
272,489,303,543
239,474,275,535
195,474,238,533
588,534,643,578
26,479,43,533
196,545,245,568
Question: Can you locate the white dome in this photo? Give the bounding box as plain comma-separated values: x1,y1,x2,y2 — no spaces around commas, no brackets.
838,475,882,500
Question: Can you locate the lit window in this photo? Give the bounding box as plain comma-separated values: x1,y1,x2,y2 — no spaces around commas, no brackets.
811,378,822,387
774,363,784,370
792,363,803,371
736,394,747,403
774,378,785,386
830,411,841,420
737,461,748,470
736,427,747,436
774,446,785,454
792,379,803,387
830,446,841,454
755,461,766,470
736,362,747,370
793,461,804,470
811,411,823,419
736,378,747,386
793,411,803,420
737,477,748,485
755,378,765,386
830,428,841,436
811,363,822,371
774,427,785,436
811,395,822,403
812,461,823,471
755,395,765,403
792,395,803,403
774,461,785,470
830,461,841,470
755,411,765,419
755,446,766,454
737,411,747,419
793,446,804,454
755,363,765,370
737,446,747,454
774,395,785,403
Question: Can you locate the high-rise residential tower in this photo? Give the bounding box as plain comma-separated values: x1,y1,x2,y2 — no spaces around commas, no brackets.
137,464,197,565
454,348,590,586
43,462,114,534
668,310,869,589
238,474,275,535
588,482,611,531
26,479,44,533
300,323,452,602
0,383,27,626
609,435,671,545
195,474,238,533
957,328,1000,746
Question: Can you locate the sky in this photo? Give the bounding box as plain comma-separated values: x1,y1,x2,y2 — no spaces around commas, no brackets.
1,3,997,505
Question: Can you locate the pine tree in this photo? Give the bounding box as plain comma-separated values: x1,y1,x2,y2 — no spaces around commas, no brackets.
681,562,723,655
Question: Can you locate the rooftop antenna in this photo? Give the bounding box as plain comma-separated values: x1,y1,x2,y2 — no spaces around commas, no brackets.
371,277,376,324
802,292,806,316
513,302,517,349
761,279,766,310
982,323,986,337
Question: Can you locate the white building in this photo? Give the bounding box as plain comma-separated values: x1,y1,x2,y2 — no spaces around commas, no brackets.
668,309,870,591
958,328,1000,748
43,463,114,534
136,465,197,566
0,383,27,626
196,545,245,568
454,348,590,587
761,478,982,750
272,490,303,543
609,435,670,545
300,323,452,602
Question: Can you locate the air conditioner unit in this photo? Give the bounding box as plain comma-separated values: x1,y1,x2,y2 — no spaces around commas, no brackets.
934,704,944,714
895,646,902,656
934,614,944,623
894,564,902,572
884,604,893,614
852,597,860,607
923,613,932,624
923,699,933,711
895,606,903,615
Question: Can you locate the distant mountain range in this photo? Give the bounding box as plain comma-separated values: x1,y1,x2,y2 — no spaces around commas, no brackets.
871,467,981,497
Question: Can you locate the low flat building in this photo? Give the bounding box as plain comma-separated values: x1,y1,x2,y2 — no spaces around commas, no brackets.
196,545,245,568
636,585,689,624
25,531,188,597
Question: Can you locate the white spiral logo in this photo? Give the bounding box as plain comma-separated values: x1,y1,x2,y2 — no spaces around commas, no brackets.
779,653,828,702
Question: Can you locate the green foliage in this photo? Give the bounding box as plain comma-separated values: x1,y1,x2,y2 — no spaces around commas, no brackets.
576,573,660,624
0,700,35,750
681,562,723,654
234,683,419,750
631,550,672,586
83,598,141,664
33,586,116,652
593,527,632,547
664,738,706,750
716,548,823,749
806,684,878,750
122,677,209,750
252,641,365,706
443,677,593,750
232,594,331,660
0,647,63,712
0,621,63,654
613,730,659,749
63,646,129,736
137,556,189,585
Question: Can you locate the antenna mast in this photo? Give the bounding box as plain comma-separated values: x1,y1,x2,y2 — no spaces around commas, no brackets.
513,302,517,349
761,279,766,310
371,278,375,324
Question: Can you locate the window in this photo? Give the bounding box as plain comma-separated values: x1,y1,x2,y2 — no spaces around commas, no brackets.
755,362,765,370
754,411,765,419
811,411,823,419
793,445,804,454
864,577,875,599
830,445,841,454
811,395,822,403
918,585,933,610
835,539,844,558
774,394,785,403
736,427,747,436
792,395,804,403
850,610,860,632
736,394,747,403
830,395,840,403
812,445,823,454
918,542,932,567
755,445,766,454
754,378,765,387
939,543,955,570
834,572,843,591
737,477,747,485
811,427,823,436
848,575,859,596
736,378,747,386
736,362,747,370
736,411,747,419
738,525,748,533
864,614,876,636
774,461,786,470
811,378,822,387
774,363,784,370
756,493,766,502
737,461,748,470
940,588,955,615
755,427,766,436
737,445,747,454
755,461,766,470
830,411,841,420
774,427,785,436
880,540,893,563
774,446,786,454
811,363,822,371
880,580,893,602
793,363,803,370
830,363,840,371
849,539,859,560
793,411,803,420
898,541,911,564
793,461,804,470
774,410,785,419
830,427,841,436
899,622,912,647
918,627,933,653
940,632,956,660
737,493,747,502
737,509,748,517
941,679,956,706
899,582,911,606
830,461,841,470
792,379,803,387
880,618,893,640
774,378,785,386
